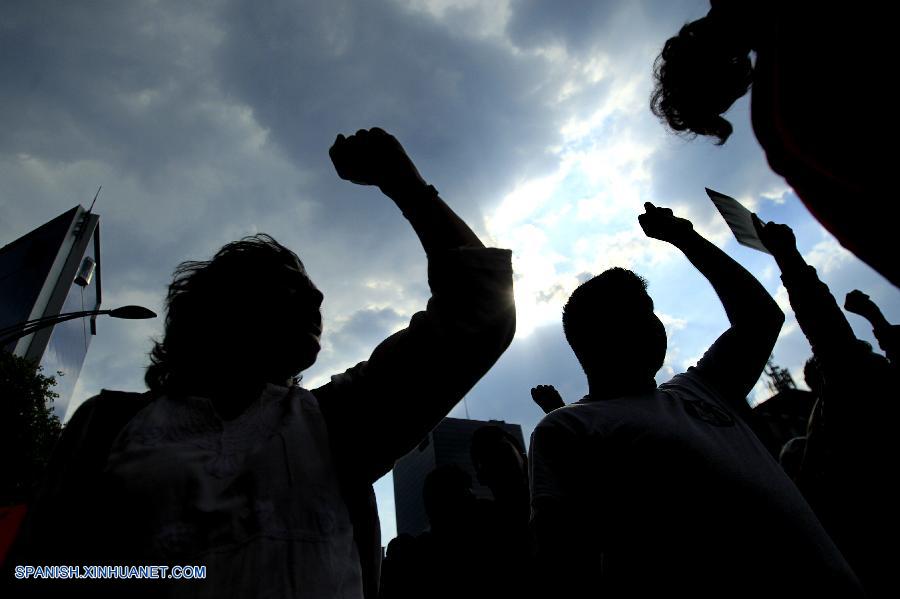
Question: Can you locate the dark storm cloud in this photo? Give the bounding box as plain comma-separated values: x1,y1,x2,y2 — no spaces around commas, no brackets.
0,1,228,184
213,0,570,233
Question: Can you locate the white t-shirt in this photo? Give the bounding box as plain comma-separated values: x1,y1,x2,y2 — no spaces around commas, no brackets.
530,369,863,596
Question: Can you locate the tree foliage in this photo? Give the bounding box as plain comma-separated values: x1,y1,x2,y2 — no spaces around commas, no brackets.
0,350,62,504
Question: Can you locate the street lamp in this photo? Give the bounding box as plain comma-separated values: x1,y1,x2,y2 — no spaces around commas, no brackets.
0,306,157,347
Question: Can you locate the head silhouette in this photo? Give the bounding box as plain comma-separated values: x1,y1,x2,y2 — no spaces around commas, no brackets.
650,7,754,145
146,234,323,395
470,426,527,491
423,464,475,533
803,357,823,398
562,268,666,391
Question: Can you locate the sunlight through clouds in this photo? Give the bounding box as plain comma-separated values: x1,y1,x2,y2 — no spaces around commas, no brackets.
485,107,667,337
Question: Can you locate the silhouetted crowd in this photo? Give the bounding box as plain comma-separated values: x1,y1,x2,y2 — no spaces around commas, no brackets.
3,1,897,597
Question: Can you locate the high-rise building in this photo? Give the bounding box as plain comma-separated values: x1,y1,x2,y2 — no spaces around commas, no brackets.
0,205,101,420
392,417,525,536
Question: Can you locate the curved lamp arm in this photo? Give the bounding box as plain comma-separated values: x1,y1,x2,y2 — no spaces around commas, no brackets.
0,305,156,347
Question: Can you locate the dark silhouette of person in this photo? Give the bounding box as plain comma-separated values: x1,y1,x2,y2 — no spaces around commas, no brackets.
469,425,531,596
470,425,529,520
753,215,897,596
778,356,824,480
530,384,565,414
422,464,478,537
529,203,863,598
383,465,483,599
383,430,533,599
651,1,898,288
377,534,422,599
7,128,516,598
413,465,486,599
845,289,900,367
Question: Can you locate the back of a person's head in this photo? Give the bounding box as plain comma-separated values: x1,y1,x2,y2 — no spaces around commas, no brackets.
803,356,823,397
423,464,475,530
562,268,666,383
470,426,527,486
470,426,525,464
650,6,755,145
146,234,320,394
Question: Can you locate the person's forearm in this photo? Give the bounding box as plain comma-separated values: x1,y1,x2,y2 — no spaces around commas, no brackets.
864,307,891,332
771,244,807,275
381,181,484,255
672,230,781,326
773,248,857,353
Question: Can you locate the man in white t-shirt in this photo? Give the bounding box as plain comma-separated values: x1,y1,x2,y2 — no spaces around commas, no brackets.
529,203,863,597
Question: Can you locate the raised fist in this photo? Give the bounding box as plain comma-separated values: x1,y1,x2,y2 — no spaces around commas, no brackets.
531,384,565,414
329,127,426,193
638,202,694,244
751,214,797,257
844,289,878,318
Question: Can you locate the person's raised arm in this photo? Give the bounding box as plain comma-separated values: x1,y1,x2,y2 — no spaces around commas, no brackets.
639,203,784,407
845,289,890,331
845,289,900,364
315,128,515,484
328,128,483,254
752,216,857,361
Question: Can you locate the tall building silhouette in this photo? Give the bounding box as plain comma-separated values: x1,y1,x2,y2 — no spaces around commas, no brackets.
392,417,525,536
0,205,101,419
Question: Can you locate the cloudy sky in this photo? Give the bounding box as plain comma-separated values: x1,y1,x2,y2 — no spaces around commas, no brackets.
3,0,897,541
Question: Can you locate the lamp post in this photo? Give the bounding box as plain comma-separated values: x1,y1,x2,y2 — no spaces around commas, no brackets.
0,305,157,348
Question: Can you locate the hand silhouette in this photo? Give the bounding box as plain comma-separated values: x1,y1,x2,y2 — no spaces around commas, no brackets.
329,127,426,193
751,214,797,257
844,289,878,319
639,202,694,244
531,384,565,414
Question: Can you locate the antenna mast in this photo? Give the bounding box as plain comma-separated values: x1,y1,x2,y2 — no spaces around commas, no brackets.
88,186,102,213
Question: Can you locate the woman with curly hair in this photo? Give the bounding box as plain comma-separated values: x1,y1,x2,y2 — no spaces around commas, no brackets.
8,128,515,599
652,1,896,288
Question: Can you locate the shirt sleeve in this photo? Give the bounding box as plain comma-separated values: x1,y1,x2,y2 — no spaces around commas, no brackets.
313,247,515,483
529,415,581,505
780,263,857,365
529,411,608,591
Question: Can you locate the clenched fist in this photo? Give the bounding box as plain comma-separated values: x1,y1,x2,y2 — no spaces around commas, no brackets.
844,289,879,319
329,127,427,194
531,384,565,414
751,214,797,258
639,202,694,244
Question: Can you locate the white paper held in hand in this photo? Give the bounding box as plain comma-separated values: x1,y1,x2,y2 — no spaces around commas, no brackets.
705,188,770,254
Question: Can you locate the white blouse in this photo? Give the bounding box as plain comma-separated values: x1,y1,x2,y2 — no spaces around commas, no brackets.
105,384,363,599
